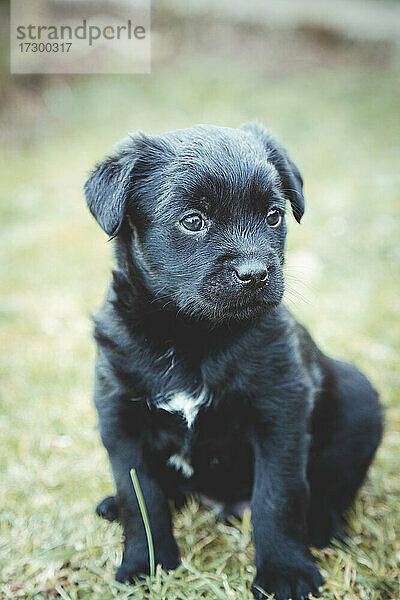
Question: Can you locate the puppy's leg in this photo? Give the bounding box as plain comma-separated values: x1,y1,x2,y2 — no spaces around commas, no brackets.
250,397,323,600
104,438,179,582
307,360,382,548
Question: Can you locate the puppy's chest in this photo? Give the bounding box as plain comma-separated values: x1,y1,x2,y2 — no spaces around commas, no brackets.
140,341,260,480
145,348,216,478
151,389,209,481
150,347,212,428
156,389,208,428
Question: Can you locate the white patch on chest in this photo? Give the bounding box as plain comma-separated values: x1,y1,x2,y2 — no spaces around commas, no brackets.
167,453,194,478
158,388,208,427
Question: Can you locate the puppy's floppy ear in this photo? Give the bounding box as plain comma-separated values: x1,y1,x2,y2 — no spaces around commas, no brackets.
241,122,305,223
84,137,140,239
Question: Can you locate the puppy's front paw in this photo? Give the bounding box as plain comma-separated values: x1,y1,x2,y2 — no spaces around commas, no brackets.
115,547,180,583
115,561,143,584
252,562,323,600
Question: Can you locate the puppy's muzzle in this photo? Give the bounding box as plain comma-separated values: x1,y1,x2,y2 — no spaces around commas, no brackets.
233,258,269,288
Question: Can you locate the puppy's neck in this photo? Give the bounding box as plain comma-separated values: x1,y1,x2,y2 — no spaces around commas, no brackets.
110,266,257,358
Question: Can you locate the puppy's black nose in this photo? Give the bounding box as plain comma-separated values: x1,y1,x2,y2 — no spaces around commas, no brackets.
233,260,268,286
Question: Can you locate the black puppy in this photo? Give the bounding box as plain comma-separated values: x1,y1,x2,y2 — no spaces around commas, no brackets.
84,123,382,600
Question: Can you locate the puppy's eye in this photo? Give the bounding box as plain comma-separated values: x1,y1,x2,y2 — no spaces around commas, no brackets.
180,213,206,232
267,208,283,228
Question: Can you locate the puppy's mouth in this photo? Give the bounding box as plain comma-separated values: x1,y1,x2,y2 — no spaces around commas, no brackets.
193,276,284,321
208,299,280,321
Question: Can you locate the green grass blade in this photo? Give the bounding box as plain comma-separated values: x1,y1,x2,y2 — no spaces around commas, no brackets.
130,468,155,578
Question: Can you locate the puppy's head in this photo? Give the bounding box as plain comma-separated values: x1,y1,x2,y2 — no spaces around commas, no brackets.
85,123,304,321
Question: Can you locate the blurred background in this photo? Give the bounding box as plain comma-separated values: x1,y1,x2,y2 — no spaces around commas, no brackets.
1,1,399,599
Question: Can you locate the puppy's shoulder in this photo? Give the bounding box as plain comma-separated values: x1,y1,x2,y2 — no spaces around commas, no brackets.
92,270,139,352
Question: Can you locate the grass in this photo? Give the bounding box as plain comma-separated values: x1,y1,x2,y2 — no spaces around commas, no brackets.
130,469,155,578
0,57,399,599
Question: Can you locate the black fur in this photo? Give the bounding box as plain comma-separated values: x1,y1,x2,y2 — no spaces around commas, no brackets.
84,123,382,600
